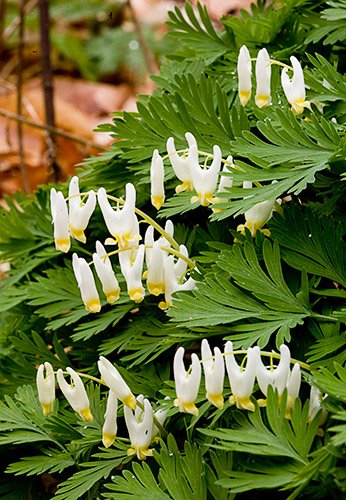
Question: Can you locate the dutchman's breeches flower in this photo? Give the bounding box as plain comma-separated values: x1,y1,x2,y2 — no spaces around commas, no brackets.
255,48,271,108
146,240,165,296
166,133,198,193
119,244,145,303
98,356,136,410
308,386,328,428
285,363,301,417
255,344,291,404
281,56,310,115
72,253,101,313
189,144,222,206
57,367,93,422
201,339,225,410
50,188,70,253
150,149,165,210
225,341,258,411
212,155,234,212
93,240,120,304
98,183,141,249
68,176,96,244
124,395,154,460
159,255,196,310
36,362,55,416
237,45,252,106
173,346,201,416
102,390,118,448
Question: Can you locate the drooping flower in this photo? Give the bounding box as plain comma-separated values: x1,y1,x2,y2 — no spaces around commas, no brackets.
224,341,258,411
98,183,141,249
174,244,188,279
159,255,196,310
201,339,225,410
72,253,101,313
119,244,145,303
36,362,55,416
255,344,291,404
98,356,136,410
212,155,234,211
281,56,311,115
166,133,198,193
308,386,328,426
50,188,70,253
68,176,96,244
93,241,120,304
152,398,170,440
285,363,301,417
57,367,93,422
146,239,165,296
150,150,165,210
237,45,252,106
255,48,271,108
124,395,154,460
190,144,222,206
102,390,118,448
173,346,201,416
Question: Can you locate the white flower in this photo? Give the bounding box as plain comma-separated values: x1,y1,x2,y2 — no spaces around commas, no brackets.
255,48,271,108
281,56,310,115
308,386,328,425
98,356,136,410
36,362,55,416
150,150,165,210
119,244,145,303
146,239,165,296
93,241,120,304
102,390,118,448
152,398,170,440
237,45,252,106
286,363,301,417
98,183,141,249
173,346,201,416
159,255,196,310
72,253,101,313
174,244,188,280
124,395,154,460
166,133,198,193
57,367,93,422
255,344,291,401
201,339,225,410
224,341,258,411
212,155,234,211
68,176,96,244
144,220,173,267
50,188,70,253
190,144,222,206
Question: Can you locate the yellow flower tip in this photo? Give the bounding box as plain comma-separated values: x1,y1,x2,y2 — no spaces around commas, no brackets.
142,270,148,279
122,393,136,410
261,228,271,237
147,282,164,296
236,224,246,235
152,436,160,444
127,447,136,457
158,300,169,310
79,406,93,423
151,195,164,211
41,402,53,417
102,432,116,448
56,239,70,253
176,181,192,194
256,94,271,108
85,298,101,313
239,90,251,106
105,289,120,304
190,195,199,205
257,398,267,407
207,392,224,410
174,398,180,408
70,228,86,244
237,396,255,412
138,446,153,460
128,233,142,243
291,99,311,115
182,401,199,416
129,288,145,303
104,237,118,246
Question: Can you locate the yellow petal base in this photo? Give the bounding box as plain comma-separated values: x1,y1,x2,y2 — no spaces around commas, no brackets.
127,445,153,460
291,99,311,115
256,94,271,108
122,393,136,410
151,195,165,210
105,289,120,304
239,90,251,106
41,402,53,417
176,181,194,193
129,288,145,303
174,398,199,416
85,298,101,313
147,281,164,296
70,227,86,243
229,395,255,412
207,392,224,410
79,406,93,422
190,192,213,207
102,432,116,448
56,238,70,253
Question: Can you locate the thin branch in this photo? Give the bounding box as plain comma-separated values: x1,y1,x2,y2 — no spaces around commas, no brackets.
17,0,30,194
0,108,107,150
0,0,6,56
2,0,39,44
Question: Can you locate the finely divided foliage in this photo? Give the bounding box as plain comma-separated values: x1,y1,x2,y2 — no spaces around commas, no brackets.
0,1,345,499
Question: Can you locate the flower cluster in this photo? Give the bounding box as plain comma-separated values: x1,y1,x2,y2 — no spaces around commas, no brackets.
50,177,196,312
237,45,311,114
36,356,169,460
173,340,303,417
